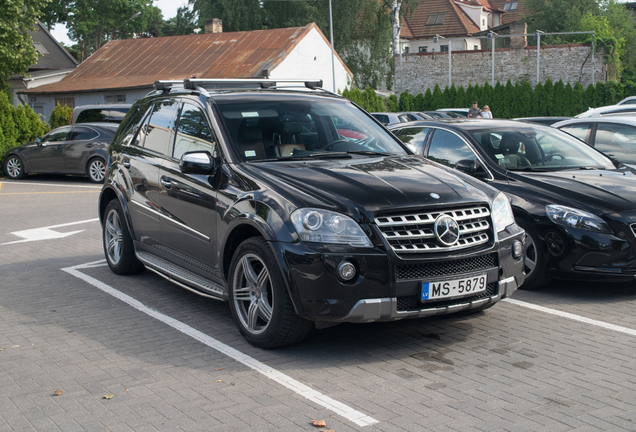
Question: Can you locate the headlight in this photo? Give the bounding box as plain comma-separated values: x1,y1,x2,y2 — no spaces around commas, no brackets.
291,208,372,247
546,204,612,233
492,192,515,233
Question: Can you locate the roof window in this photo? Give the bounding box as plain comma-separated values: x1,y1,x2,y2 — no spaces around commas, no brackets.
503,1,519,11
426,13,447,26
33,42,49,55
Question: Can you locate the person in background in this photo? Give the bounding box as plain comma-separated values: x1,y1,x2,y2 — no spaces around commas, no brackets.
481,105,493,118
468,101,482,118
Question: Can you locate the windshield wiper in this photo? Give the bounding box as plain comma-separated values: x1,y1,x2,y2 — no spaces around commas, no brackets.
509,167,555,172
253,152,352,162
344,150,393,156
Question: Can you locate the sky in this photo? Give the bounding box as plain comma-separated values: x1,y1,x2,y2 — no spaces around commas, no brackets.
49,0,188,46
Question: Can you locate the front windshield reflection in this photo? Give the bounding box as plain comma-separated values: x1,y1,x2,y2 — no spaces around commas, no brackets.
471,127,615,171
215,98,408,162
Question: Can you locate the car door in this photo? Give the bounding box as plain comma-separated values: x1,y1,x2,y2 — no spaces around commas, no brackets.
559,123,594,145
122,99,179,248
29,126,73,173
64,126,100,173
155,100,221,280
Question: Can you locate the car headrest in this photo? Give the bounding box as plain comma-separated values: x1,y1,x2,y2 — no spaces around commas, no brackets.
499,132,522,154
281,122,303,135
238,125,262,142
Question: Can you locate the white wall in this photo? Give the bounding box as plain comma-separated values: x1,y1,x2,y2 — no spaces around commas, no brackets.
403,37,482,53
270,27,352,93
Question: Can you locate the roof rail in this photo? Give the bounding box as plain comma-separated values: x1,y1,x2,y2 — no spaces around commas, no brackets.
154,78,323,92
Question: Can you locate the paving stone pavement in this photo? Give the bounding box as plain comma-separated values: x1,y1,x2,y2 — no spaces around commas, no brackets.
2,178,636,431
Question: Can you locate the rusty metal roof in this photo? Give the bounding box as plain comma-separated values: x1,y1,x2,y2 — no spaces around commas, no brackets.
23,23,348,95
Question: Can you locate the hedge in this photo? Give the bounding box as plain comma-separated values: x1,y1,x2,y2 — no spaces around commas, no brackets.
0,92,50,174
343,79,635,119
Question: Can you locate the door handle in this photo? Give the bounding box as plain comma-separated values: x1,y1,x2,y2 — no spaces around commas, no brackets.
122,159,131,169
85,143,95,148
160,177,172,189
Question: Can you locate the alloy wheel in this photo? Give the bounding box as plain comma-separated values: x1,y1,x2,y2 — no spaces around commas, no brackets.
89,159,106,182
524,232,537,278
104,209,123,265
232,253,274,335
6,157,21,178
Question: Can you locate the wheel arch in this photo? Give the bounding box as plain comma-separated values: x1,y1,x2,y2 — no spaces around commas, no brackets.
98,185,136,239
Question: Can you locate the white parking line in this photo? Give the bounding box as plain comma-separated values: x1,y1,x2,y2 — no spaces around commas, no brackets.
0,181,102,189
2,218,100,245
61,260,379,427
503,298,636,336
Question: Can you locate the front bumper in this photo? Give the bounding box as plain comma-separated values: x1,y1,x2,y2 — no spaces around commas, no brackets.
273,224,525,323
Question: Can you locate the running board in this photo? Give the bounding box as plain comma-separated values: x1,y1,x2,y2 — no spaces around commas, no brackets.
136,252,227,301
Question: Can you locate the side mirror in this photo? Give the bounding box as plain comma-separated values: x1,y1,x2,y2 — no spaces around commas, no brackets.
36,137,42,145
456,159,476,174
179,151,217,175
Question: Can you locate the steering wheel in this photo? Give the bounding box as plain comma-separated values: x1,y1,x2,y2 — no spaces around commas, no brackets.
546,152,566,161
517,154,532,167
323,139,350,151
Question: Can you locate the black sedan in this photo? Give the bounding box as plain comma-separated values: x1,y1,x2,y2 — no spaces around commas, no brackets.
3,123,118,183
390,119,636,289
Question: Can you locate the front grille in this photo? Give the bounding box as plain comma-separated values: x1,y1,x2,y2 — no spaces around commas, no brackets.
375,206,492,254
396,283,497,311
395,253,497,281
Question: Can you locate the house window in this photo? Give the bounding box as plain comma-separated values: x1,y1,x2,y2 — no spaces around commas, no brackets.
105,94,127,104
419,46,428,53
482,19,486,27
494,14,500,26
440,45,449,52
403,46,410,54
32,42,49,55
55,97,75,109
426,13,447,25
503,2,519,11
474,45,479,50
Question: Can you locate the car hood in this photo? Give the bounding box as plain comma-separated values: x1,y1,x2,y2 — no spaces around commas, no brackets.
510,169,636,213
243,156,494,222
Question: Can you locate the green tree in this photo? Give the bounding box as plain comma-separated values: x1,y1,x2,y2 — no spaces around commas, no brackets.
563,82,574,116
532,81,546,116
191,0,262,32
543,78,555,115
385,94,399,112
518,80,533,117
49,104,73,129
552,79,565,116
0,0,48,84
455,85,466,108
422,88,432,110
446,84,457,108
465,83,474,107
0,92,17,165
501,79,515,119
572,82,585,115
583,83,595,108
414,93,424,111
472,83,482,108
493,81,504,116
161,6,198,36
605,80,624,105
594,81,606,107
431,84,443,110
482,82,493,108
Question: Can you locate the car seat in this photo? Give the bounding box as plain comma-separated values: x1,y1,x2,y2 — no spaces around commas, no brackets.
499,132,531,168
237,122,266,159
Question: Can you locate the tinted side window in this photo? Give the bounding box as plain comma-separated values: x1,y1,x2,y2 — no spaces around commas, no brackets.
427,129,477,168
45,127,72,142
107,108,129,123
76,109,108,123
396,127,429,154
69,127,99,141
115,101,152,147
560,123,592,144
174,103,216,160
595,123,636,164
372,114,389,124
143,100,179,156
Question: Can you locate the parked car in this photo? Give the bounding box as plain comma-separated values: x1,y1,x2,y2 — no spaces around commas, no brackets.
553,117,636,170
71,104,132,124
390,119,636,290
437,108,469,118
575,105,636,118
617,96,636,105
514,117,572,126
404,111,434,120
99,79,525,348
371,112,420,125
3,123,118,183
422,111,455,119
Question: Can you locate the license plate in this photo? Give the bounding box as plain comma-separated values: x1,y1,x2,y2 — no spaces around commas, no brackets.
422,274,488,301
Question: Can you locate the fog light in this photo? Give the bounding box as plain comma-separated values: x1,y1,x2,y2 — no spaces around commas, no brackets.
337,261,356,281
512,240,523,259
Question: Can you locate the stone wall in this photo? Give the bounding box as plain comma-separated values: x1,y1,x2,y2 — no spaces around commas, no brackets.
393,43,606,94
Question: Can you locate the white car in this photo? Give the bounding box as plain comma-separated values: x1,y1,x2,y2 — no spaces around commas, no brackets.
553,116,636,169
617,96,636,105
575,104,636,118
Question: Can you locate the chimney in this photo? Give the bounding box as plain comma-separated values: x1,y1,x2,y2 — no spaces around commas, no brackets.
205,18,223,34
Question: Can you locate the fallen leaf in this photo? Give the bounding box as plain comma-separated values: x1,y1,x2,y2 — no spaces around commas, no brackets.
53,389,63,396
311,420,327,427
216,368,222,371
216,380,222,383
12,345,19,348
103,394,114,399
321,430,335,432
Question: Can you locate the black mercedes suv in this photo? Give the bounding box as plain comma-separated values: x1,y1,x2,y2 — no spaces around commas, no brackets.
99,79,525,348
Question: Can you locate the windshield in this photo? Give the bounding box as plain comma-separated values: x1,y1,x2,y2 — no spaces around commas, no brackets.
215,98,408,161
471,126,615,171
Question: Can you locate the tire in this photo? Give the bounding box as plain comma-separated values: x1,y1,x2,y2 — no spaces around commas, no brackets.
4,155,26,180
516,217,551,290
102,199,144,275
228,237,312,348
87,157,106,183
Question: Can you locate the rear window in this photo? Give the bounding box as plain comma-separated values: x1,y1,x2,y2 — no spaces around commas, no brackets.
372,114,389,124
76,109,109,123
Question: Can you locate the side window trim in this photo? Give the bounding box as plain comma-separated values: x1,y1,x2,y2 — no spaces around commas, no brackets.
70,126,100,141
425,127,494,181
171,99,217,162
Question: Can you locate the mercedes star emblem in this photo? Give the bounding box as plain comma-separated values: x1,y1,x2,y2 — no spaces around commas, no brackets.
434,214,460,246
